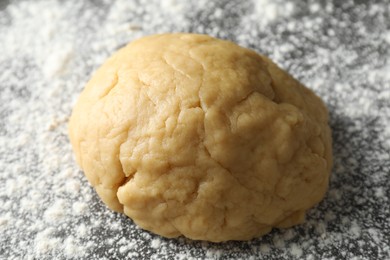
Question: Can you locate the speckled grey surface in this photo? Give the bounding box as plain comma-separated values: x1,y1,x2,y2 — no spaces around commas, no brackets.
0,0,389,259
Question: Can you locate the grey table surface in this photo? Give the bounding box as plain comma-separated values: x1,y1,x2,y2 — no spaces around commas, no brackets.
0,0,389,259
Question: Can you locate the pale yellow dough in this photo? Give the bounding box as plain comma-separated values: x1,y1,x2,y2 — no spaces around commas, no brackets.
68,33,332,242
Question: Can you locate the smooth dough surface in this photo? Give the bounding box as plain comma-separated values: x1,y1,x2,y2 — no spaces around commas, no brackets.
68,33,333,242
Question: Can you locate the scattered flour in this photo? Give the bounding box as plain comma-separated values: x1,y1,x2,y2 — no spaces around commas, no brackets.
72,201,87,215
63,236,86,258
34,228,61,255
260,243,271,254
205,249,222,259
0,213,11,228
150,238,162,249
282,229,295,241
349,221,362,239
0,0,389,259
44,200,66,222
273,235,285,248
43,45,74,79
252,0,294,25
290,243,303,258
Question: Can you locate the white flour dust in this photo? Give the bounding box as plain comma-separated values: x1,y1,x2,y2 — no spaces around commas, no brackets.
0,0,389,259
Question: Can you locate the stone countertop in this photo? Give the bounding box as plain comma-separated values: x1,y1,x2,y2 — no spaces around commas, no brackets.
0,0,389,259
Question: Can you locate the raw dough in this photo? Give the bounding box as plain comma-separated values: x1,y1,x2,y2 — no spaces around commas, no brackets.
68,33,332,242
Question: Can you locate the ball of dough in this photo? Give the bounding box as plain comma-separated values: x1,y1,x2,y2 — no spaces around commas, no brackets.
68,33,332,242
